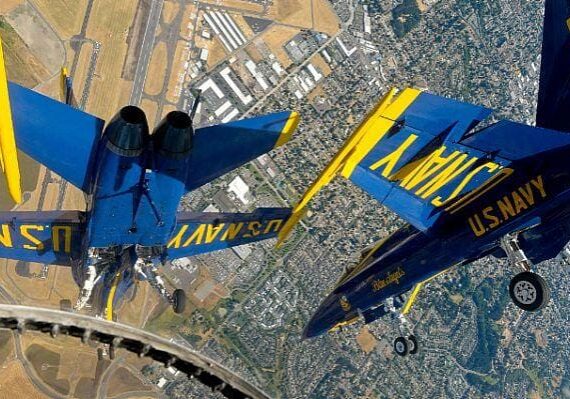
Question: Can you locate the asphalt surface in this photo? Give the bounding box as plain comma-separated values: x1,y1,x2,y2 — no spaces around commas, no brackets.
130,0,165,107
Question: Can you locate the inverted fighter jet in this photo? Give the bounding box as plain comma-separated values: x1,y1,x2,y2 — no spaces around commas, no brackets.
0,38,299,319
278,0,570,356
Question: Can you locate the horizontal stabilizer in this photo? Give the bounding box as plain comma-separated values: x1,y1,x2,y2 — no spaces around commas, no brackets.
536,0,570,131
0,211,85,266
166,208,292,259
279,88,498,244
9,83,104,192
185,111,299,191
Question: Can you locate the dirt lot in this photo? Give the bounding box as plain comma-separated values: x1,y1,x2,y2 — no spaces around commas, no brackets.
356,327,377,354
5,3,65,75
0,17,51,88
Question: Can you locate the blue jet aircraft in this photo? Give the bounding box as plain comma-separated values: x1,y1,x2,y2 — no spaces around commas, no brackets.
0,39,299,320
278,0,570,356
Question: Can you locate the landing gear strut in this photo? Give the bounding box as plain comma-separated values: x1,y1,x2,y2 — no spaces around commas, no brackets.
389,298,419,357
500,233,550,311
134,246,187,314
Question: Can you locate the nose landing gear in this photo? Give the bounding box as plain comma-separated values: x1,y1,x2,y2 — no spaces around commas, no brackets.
501,233,550,311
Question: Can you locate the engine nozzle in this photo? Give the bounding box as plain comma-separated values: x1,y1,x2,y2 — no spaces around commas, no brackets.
104,106,149,156
152,111,193,159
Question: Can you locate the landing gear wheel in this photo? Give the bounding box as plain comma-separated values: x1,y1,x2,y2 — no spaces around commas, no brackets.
172,289,186,314
407,335,418,355
509,272,549,312
394,336,408,357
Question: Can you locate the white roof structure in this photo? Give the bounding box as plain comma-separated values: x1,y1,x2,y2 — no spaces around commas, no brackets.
227,176,250,205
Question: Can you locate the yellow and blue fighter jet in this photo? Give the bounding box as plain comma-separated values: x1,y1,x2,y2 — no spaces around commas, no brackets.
0,36,299,319
278,0,570,356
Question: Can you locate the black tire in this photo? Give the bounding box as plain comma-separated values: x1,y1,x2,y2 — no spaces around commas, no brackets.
408,335,419,355
509,272,550,312
172,289,186,314
394,336,408,357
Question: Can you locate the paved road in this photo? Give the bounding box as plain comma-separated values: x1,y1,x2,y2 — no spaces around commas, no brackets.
130,0,165,107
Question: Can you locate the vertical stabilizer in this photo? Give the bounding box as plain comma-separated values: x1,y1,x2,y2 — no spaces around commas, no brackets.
0,36,21,203
536,0,570,131
60,67,78,108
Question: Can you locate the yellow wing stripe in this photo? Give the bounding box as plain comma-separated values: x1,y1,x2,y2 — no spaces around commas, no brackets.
277,88,421,247
0,36,22,204
274,111,300,148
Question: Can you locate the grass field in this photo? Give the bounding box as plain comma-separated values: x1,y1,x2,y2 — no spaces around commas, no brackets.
268,0,313,29
107,367,153,397
313,0,341,36
165,40,188,104
25,343,70,395
144,41,168,96
141,98,159,129
260,25,300,68
161,0,179,25
0,0,24,14
85,0,138,119
199,0,264,14
0,360,48,399
32,0,88,39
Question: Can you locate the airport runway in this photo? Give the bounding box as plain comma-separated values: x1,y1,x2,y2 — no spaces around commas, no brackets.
130,0,165,107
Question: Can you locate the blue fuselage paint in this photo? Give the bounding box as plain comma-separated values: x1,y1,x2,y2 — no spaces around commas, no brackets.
303,144,570,338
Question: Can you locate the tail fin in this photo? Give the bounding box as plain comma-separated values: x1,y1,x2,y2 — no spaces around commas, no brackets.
0,35,21,203
536,0,570,131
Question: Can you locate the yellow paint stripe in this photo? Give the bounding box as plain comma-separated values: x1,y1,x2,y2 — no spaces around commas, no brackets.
106,273,121,321
328,316,359,332
401,282,423,315
446,168,514,214
274,111,300,148
0,36,21,203
567,17,570,32
277,88,421,248
61,67,68,103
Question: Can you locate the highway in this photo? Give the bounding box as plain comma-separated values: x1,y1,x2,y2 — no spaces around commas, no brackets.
130,0,165,107
0,304,271,399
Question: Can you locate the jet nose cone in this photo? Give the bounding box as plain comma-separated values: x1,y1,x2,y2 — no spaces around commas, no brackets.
302,293,348,339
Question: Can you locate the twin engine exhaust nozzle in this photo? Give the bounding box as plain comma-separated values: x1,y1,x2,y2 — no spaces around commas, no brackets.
104,106,194,159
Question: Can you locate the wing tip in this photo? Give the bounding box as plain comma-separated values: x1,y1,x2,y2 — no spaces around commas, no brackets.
274,111,300,148
0,34,22,204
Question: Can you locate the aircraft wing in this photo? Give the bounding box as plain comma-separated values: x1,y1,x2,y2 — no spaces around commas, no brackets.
166,208,292,259
184,111,299,191
536,0,570,132
278,85,570,246
8,83,105,192
0,211,85,266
